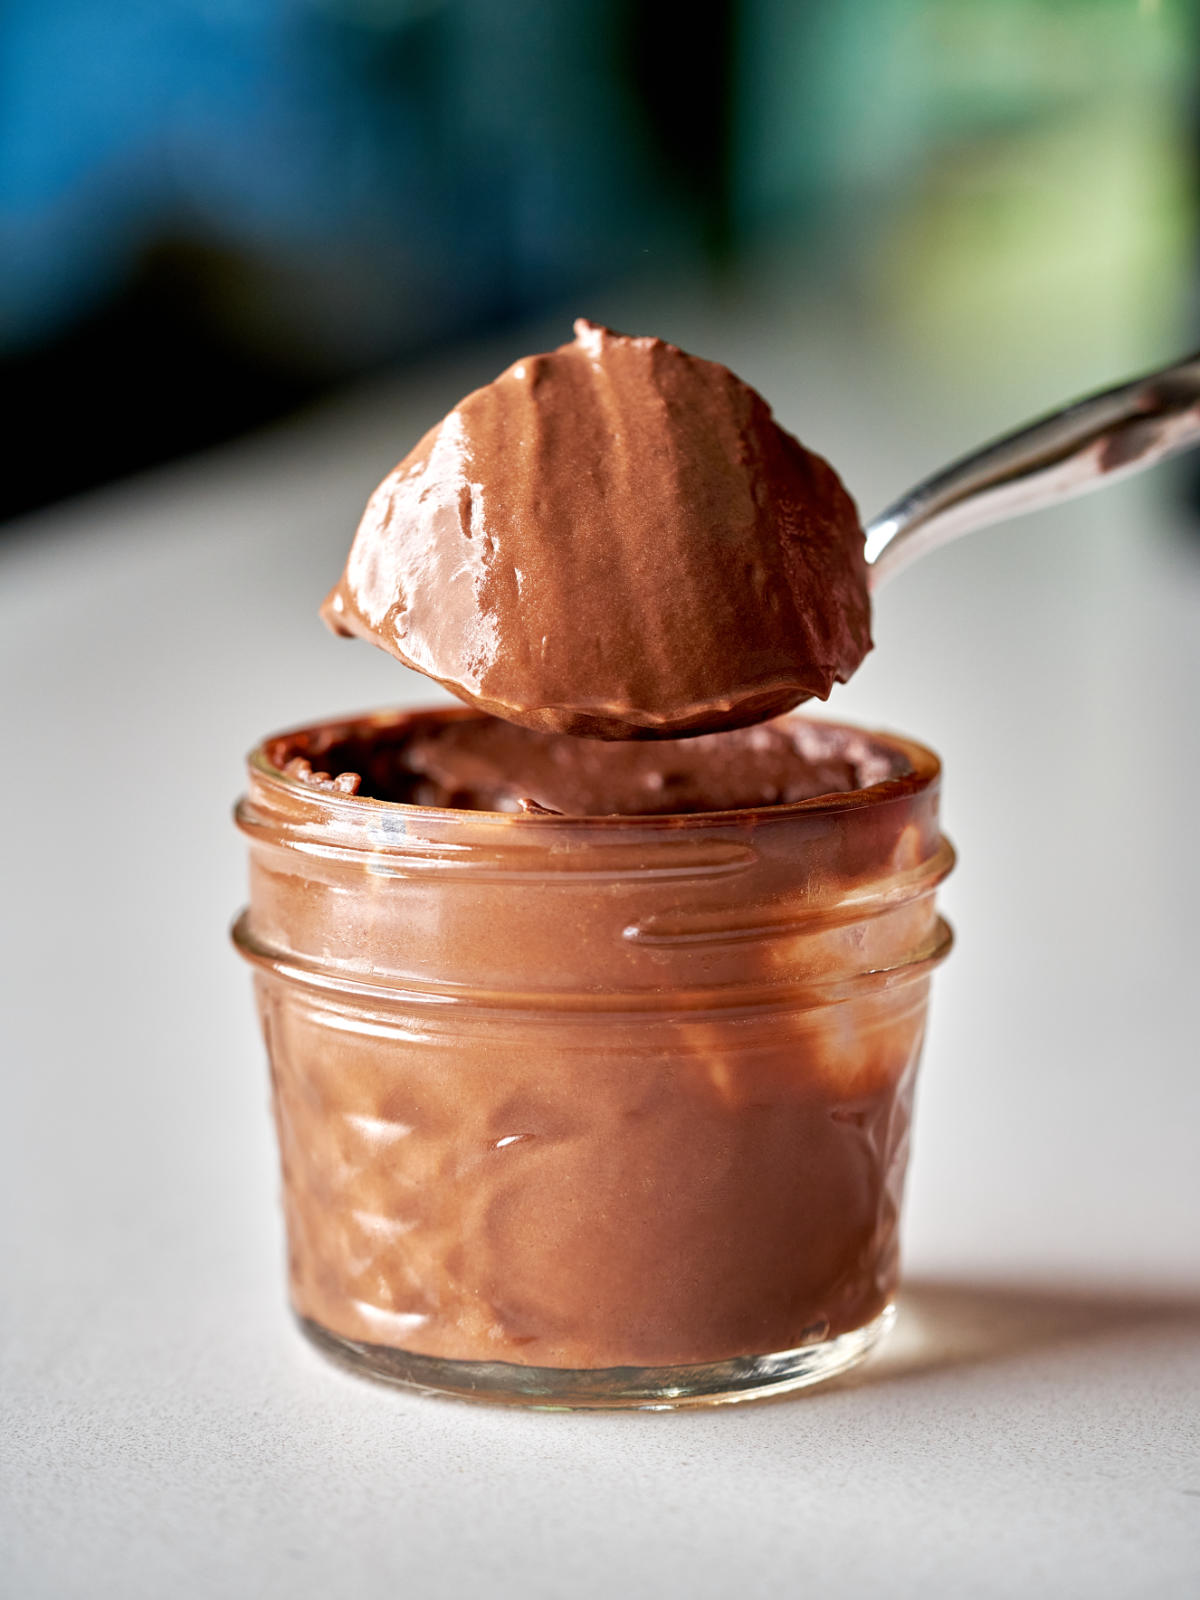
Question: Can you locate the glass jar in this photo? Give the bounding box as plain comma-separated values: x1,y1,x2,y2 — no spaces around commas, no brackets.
233,708,953,1408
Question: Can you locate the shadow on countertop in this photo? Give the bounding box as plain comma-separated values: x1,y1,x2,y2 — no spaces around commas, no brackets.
834,1277,1200,1394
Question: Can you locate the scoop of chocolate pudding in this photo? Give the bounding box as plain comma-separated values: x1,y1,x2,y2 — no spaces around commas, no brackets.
321,320,872,739
268,709,909,817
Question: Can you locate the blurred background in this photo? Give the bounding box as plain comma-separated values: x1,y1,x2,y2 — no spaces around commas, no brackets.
3,0,1198,523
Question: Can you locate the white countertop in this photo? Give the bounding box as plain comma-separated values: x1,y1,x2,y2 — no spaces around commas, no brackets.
3,283,1199,1598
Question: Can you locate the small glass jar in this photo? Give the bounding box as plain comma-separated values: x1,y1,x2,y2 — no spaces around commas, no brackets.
233,708,953,1408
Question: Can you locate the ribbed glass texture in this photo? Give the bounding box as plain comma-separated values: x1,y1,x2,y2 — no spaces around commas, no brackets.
234,709,953,1407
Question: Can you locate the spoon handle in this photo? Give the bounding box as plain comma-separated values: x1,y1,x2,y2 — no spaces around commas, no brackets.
864,350,1200,589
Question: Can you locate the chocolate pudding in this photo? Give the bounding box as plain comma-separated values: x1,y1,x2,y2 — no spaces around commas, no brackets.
235,709,953,1394
238,320,955,1403
275,711,909,816
321,321,872,739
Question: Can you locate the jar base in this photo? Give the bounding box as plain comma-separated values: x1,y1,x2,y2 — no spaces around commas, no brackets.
296,1306,896,1410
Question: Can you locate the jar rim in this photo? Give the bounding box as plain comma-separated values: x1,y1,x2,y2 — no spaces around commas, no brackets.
247,705,942,829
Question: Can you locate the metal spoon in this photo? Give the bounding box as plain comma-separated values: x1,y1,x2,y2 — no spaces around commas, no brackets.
864,349,1200,590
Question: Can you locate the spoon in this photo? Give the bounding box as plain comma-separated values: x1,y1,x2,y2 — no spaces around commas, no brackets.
865,349,1200,589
